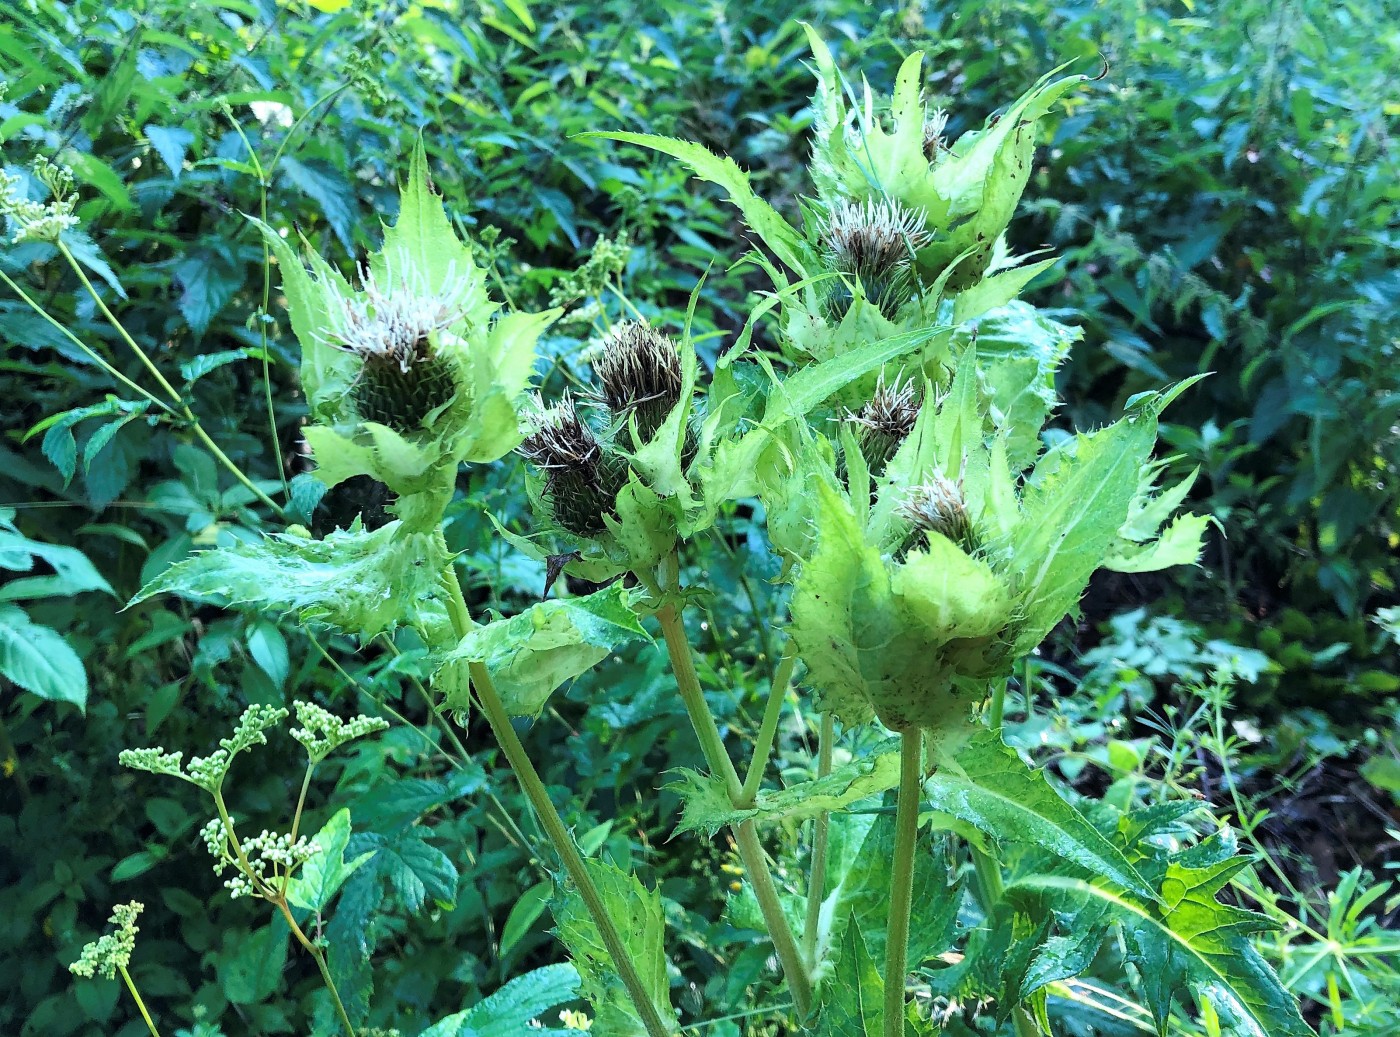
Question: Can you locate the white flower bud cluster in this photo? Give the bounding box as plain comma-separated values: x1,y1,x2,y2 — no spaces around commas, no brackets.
0,158,79,244
69,901,143,980
199,815,320,899
291,701,390,763
117,747,185,779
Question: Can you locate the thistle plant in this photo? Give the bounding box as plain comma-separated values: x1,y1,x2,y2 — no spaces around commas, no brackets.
121,34,1312,1037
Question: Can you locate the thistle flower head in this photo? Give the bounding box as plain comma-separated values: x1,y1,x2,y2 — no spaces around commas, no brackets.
590,321,684,442
70,902,143,980
329,259,475,430
898,469,976,549
819,197,931,320
846,373,921,475
519,392,626,537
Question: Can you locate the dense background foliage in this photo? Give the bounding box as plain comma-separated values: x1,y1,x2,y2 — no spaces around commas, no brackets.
1,0,1396,1034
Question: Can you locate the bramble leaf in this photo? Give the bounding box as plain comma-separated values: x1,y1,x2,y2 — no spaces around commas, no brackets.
420,964,582,1036
286,808,376,913
0,605,87,710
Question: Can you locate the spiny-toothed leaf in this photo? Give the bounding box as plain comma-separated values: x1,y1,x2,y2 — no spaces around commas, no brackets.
1105,512,1210,573
420,964,582,1037
130,521,450,640
925,728,1157,901
668,740,902,838
552,858,676,1036
1006,407,1160,655
822,812,962,973
588,131,808,279
814,918,885,1037
964,302,1078,471
1013,872,1313,1037
950,256,1059,325
441,583,650,717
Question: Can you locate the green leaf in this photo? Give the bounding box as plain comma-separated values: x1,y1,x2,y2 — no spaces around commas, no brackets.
499,880,552,960
0,605,87,710
589,131,808,279
441,583,650,717
553,858,675,1036
421,964,581,1037
131,521,449,640
1014,872,1313,1037
286,808,375,913
0,528,114,601
279,155,356,250
220,919,288,1005
379,828,459,912
143,123,194,180
669,740,901,837
925,728,1156,901
1007,409,1160,654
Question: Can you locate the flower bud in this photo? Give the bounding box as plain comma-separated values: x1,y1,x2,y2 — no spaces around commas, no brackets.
898,470,976,550
820,197,931,321
591,321,684,443
845,374,920,477
332,265,470,432
519,392,627,537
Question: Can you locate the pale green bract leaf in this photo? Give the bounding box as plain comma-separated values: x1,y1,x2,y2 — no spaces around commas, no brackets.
286,808,375,913
964,301,1078,471
668,740,902,837
441,583,650,717
419,964,582,1037
0,605,88,711
1105,513,1210,573
130,521,451,640
552,859,677,1036
925,727,1157,901
588,131,808,279
1007,405,1160,655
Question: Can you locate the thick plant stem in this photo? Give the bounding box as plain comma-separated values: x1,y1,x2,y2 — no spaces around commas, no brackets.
118,966,161,1037
884,728,923,1037
802,712,835,966
655,602,815,1018
440,569,673,1037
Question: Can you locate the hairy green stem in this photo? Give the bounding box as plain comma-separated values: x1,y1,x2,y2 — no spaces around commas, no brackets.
440,567,673,1037
655,602,814,1018
884,728,922,1037
739,639,797,808
118,965,161,1037
802,712,835,967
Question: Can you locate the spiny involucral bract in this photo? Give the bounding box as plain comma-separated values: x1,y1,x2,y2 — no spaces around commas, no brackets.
845,373,922,479
519,391,628,538
819,197,931,321
328,259,474,433
590,321,684,443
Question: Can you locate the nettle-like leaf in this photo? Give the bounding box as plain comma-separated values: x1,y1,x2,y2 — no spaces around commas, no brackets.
420,964,583,1037
552,858,676,1037
963,301,1078,471
925,728,1157,902
440,583,650,717
0,604,88,711
669,740,902,838
131,521,450,640
286,808,375,914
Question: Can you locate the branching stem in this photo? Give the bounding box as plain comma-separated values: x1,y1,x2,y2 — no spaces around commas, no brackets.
655,601,814,1018
439,565,673,1037
802,712,835,967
